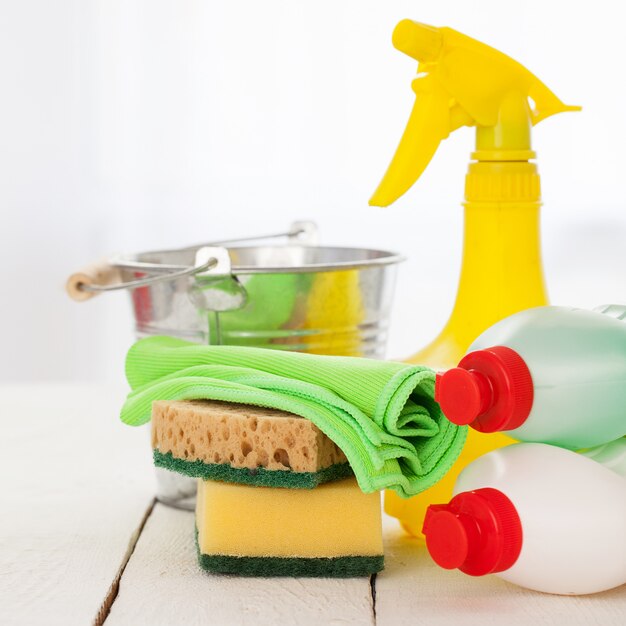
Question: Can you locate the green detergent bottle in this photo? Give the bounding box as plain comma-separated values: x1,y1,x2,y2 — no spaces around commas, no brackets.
435,305,626,449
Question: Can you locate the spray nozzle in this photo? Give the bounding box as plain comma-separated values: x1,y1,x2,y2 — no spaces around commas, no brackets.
370,20,581,207
392,21,443,63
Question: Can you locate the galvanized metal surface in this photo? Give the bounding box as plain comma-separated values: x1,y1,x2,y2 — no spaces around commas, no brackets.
123,245,402,359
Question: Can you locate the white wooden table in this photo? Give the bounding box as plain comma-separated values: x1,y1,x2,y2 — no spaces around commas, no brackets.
1,384,624,625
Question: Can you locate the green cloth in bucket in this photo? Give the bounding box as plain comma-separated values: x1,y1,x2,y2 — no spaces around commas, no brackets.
121,336,467,497
205,274,301,346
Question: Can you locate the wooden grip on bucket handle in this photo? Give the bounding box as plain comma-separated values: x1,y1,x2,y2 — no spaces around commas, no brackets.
66,260,122,302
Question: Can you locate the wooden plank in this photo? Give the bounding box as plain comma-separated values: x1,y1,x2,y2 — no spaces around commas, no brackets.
375,516,626,625
0,384,155,626
106,503,375,626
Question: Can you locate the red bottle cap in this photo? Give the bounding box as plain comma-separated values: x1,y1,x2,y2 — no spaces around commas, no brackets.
422,487,523,576
435,345,534,433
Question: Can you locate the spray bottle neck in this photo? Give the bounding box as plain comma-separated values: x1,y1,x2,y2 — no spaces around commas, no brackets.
465,95,541,202
472,92,536,162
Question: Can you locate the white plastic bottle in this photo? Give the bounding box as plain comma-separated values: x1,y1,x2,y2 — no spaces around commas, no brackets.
435,306,626,449
422,443,626,595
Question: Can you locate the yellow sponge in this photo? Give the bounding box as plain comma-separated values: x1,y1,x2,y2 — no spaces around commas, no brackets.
196,478,384,577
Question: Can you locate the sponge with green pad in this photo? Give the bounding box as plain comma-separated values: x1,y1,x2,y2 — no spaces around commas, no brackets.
151,399,353,489
195,477,384,577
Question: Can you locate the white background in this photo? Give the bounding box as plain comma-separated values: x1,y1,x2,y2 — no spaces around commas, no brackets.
1,0,625,383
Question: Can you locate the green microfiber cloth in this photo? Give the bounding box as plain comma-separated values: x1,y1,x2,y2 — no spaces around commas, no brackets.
154,449,353,489
121,336,466,497
194,527,384,578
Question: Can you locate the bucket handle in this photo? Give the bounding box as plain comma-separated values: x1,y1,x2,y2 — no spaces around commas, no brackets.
66,255,219,301
66,221,317,301
173,220,318,254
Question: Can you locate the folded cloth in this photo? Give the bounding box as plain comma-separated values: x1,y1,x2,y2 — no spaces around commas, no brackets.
121,336,466,497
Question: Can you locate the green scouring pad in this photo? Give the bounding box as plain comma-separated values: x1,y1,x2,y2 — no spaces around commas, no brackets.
197,546,384,577
154,449,353,489
195,528,384,578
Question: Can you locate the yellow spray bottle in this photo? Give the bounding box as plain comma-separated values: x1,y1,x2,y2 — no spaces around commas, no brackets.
372,20,580,539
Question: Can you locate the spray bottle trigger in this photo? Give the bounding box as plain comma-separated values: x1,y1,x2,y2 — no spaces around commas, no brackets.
369,79,451,207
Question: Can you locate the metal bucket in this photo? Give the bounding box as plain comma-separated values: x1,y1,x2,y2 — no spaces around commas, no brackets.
68,222,404,507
